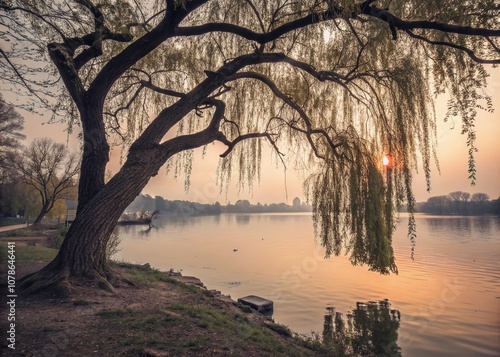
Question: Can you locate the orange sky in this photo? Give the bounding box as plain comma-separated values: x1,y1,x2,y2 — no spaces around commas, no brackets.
18,68,500,204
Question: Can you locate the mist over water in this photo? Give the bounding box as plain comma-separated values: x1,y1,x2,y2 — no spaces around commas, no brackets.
116,213,500,356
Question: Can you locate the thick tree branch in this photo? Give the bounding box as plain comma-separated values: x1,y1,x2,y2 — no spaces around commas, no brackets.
362,5,500,63
218,132,279,158
61,0,134,70
365,5,500,37
134,51,355,150
159,99,226,158
405,29,500,64
151,96,282,169
88,0,208,109
132,52,280,146
43,0,132,107
72,30,134,71
225,71,342,159
174,6,344,43
47,43,86,108
174,3,500,65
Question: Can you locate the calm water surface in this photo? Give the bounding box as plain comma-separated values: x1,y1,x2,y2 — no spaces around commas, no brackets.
116,213,500,356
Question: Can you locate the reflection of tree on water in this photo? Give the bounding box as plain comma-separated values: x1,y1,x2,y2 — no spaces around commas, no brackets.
139,210,162,235
322,299,401,356
427,216,497,237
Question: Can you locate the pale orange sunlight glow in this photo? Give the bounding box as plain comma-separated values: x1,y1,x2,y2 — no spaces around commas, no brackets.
20,69,500,204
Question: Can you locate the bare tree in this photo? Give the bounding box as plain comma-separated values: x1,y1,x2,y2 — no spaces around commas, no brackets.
471,193,489,202
15,138,79,224
471,192,490,214
0,1,498,295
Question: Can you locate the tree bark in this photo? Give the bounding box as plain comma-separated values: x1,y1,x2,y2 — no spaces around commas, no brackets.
18,132,182,296
19,147,157,295
17,54,254,296
77,104,110,213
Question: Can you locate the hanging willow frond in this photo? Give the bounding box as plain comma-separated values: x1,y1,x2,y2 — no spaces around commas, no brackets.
1,0,498,274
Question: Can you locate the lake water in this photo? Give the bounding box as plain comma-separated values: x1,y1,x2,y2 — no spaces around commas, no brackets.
116,213,500,356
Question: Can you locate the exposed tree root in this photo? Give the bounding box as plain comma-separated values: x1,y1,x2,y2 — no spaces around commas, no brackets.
18,266,71,297
18,263,136,298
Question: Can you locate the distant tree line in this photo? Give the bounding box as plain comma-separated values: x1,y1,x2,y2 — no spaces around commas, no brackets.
122,194,222,219
418,191,500,216
224,199,312,213
122,195,312,220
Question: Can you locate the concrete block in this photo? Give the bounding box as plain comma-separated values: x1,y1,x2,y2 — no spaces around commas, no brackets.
237,295,273,313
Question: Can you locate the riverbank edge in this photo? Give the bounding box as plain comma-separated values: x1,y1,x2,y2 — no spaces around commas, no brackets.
0,231,331,356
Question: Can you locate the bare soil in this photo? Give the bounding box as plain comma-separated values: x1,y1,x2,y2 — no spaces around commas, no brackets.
0,234,324,357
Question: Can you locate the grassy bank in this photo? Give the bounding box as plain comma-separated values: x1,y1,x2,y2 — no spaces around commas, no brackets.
0,237,332,356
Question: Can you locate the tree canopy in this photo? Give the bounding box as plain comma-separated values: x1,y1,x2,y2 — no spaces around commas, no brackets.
0,0,499,294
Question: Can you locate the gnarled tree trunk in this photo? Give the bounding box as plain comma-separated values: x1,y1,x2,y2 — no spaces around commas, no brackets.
18,141,169,296
18,102,220,296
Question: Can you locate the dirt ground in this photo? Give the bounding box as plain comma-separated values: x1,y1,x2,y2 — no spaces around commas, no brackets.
0,233,323,357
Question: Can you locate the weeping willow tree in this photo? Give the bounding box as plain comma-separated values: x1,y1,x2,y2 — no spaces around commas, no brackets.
0,0,498,295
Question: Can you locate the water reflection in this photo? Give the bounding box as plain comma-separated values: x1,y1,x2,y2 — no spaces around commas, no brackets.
427,217,472,234
115,222,160,238
138,224,159,236
114,225,147,240
426,216,498,238
117,213,500,356
160,214,197,227
235,214,251,225
322,300,401,357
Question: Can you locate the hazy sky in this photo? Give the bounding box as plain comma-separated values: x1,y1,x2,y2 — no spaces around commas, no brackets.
18,67,500,204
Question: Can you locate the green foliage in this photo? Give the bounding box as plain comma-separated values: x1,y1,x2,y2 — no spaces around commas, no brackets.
306,141,398,273
112,262,172,286
265,322,293,337
96,302,319,355
1,0,498,273
4,245,58,264
166,303,308,354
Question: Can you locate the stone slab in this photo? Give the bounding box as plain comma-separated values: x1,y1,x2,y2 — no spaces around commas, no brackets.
237,295,273,312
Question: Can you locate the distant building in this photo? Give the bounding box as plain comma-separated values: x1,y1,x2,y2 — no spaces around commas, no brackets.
293,197,301,207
